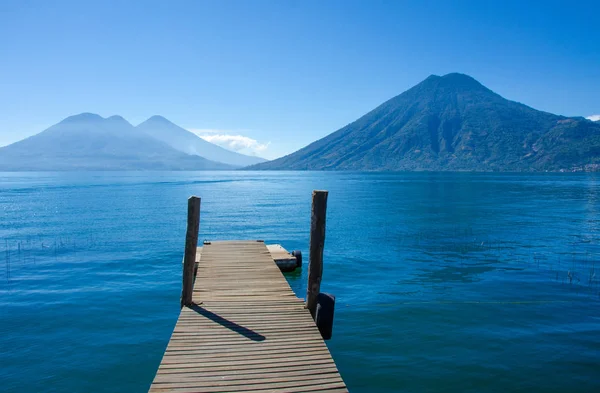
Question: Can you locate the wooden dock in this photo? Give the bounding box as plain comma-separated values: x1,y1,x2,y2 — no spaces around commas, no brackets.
149,239,347,392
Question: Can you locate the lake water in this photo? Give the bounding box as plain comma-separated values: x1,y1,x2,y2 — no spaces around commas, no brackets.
1,171,600,392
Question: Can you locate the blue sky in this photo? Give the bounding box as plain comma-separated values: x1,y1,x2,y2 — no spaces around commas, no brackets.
0,0,598,159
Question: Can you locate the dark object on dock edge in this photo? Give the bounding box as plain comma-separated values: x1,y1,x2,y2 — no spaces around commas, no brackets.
316,292,336,340
292,250,302,268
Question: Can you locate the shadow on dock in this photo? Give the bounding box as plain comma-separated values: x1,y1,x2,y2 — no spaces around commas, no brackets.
189,303,266,342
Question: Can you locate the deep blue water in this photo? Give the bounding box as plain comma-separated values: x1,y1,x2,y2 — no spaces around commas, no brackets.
1,171,600,392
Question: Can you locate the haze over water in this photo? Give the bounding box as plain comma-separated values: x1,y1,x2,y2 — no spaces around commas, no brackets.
1,171,600,392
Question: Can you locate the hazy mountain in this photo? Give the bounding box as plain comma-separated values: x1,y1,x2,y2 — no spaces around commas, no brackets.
137,116,266,167
249,73,600,172
0,113,232,170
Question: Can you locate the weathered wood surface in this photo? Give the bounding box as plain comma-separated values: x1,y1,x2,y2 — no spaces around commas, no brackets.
150,240,347,393
196,244,299,273
181,196,200,308
306,191,328,317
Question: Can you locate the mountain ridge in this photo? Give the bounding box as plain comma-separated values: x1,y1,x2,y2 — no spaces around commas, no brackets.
248,73,600,172
0,114,233,171
136,116,266,167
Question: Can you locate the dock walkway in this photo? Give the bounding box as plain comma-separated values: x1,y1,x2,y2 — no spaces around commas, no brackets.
150,240,347,393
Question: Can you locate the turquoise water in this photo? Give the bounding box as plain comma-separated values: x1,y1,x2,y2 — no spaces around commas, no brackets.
1,171,600,392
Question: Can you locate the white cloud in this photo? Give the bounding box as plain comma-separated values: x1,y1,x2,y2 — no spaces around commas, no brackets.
586,115,600,121
188,129,271,157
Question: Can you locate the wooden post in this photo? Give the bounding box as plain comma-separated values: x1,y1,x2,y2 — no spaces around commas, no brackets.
181,196,200,308
306,190,328,318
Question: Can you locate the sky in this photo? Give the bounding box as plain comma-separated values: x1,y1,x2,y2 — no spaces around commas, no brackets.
0,0,598,159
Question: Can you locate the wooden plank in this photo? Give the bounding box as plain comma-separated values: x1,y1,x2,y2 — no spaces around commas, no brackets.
157,358,339,373
155,362,339,376
306,190,328,317
152,367,340,382
149,380,347,393
180,196,200,308
165,346,329,356
150,241,347,392
150,374,344,389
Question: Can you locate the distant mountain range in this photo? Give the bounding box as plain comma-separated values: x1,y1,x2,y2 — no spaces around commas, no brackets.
137,116,265,167
249,73,600,172
0,114,266,170
3,75,598,172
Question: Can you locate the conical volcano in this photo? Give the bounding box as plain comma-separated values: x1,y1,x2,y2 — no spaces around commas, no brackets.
249,73,600,171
